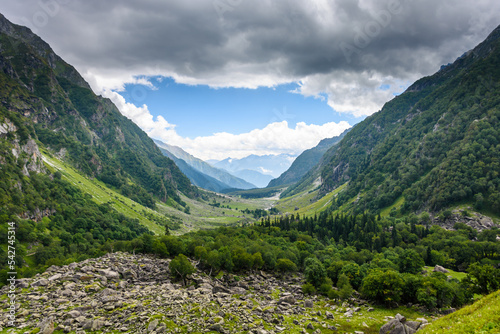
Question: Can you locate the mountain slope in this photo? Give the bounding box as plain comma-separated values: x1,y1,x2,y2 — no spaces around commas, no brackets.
155,144,233,192
213,153,295,186
0,13,196,209
154,139,255,190
233,169,273,188
307,25,500,215
268,129,349,188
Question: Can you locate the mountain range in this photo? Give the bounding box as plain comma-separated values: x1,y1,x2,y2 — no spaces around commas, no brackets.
154,139,256,191
210,153,296,188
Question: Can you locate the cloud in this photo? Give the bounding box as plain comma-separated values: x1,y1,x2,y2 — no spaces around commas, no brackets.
103,86,351,160
102,88,350,160
159,120,351,161
2,0,500,117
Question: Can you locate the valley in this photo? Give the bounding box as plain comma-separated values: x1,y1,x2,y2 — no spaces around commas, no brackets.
0,8,499,334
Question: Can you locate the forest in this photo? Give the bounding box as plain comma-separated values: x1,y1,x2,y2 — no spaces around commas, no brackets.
5,193,498,311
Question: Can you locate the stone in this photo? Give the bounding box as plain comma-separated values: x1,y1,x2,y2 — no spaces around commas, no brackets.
379,319,404,334
304,300,313,308
278,295,296,305
306,322,314,330
344,309,353,317
405,321,421,331
441,308,456,315
433,265,449,273
232,287,246,295
38,317,55,334
395,313,406,322
209,323,224,333
97,269,120,280
325,311,334,320
48,274,62,281
213,285,231,294
379,314,420,334
67,310,81,318
148,319,159,332
32,279,49,287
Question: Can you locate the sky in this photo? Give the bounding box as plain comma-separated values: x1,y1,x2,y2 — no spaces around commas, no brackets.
1,0,500,160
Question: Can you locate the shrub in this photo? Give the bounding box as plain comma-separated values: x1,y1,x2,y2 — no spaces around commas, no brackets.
276,258,298,272
170,254,195,285
302,283,316,295
361,269,404,305
304,257,327,287
337,273,353,300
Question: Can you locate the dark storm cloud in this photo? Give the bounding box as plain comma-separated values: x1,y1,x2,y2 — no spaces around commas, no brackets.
2,0,499,115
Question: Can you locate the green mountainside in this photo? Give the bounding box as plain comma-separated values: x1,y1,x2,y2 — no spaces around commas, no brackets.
286,25,500,218
268,129,349,188
0,13,196,211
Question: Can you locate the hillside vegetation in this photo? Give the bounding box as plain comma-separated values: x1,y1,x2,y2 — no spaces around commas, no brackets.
286,25,500,219
0,13,196,212
420,289,500,333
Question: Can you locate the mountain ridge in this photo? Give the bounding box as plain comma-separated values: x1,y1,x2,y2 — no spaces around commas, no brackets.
268,129,349,188
0,13,197,210
292,24,500,216
154,139,256,190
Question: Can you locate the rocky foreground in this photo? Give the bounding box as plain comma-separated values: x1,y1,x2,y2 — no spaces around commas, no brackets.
0,252,430,334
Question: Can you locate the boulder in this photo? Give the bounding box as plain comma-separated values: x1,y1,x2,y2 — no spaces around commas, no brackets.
278,295,296,305
31,279,49,287
304,300,313,308
148,319,159,332
433,265,449,273
379,314,421,334
97,269,120,280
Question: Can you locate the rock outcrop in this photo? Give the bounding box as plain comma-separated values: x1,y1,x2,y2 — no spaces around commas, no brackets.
379,314,428,334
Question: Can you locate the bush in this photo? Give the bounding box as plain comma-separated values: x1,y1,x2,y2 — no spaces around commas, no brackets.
466,262,500,294
361,269,404,305
302,283,316,295
276,258,298,272
398,249,425,274
337,273,353,300
170,254,195,285
318,278,334,296
304,257,327,287
339,262,365,289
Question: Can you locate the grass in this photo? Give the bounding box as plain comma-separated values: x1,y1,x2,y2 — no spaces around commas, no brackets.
380,195,405,217
423,266,467,281
276,182,347,217
40,150,275,235
155,192,273,234
41,151,165,235
420,290,500,333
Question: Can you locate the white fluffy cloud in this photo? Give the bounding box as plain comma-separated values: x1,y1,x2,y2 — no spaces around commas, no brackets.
160,120,351,161
103,88,350,160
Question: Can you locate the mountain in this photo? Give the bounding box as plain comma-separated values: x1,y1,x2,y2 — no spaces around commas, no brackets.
0,12,196,211
267,129,349,188
155,143,235,192
232,169,274,188
288,25,500,216
212,153,295,187
154,139,256,190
